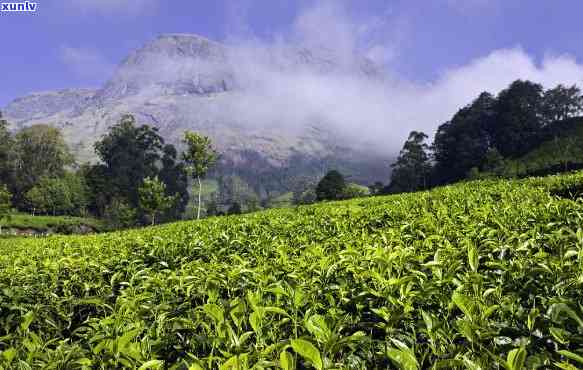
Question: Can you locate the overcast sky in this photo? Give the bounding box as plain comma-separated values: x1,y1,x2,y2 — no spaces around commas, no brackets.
1,0,583,109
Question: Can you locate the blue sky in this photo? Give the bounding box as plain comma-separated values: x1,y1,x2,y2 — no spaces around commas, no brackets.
1,0,583,107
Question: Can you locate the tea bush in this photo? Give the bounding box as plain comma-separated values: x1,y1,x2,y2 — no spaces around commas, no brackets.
1,173,583,369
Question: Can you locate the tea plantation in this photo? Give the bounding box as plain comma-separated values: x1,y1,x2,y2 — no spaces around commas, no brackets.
1,173,583,369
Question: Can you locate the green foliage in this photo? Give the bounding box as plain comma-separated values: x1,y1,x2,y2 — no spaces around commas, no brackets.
182,132,219,180
315,170,346,201
433,92,496,184
389,131,431,193
2,172,583,367
227,201,242,215
93,114,164,209
0,213,103,233
103,198,137,230
182,131,219,219
24,174,88,216
158,144,189,221
13,124,74,198
430,80,583,186
0,184,13,233
342,183,370,199
0,113,15,189
138,176,176,225
482,118,583,178
542,84,583,124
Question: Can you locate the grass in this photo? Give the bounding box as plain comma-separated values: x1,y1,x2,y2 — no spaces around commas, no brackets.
1,213,104,233
1,172,583,368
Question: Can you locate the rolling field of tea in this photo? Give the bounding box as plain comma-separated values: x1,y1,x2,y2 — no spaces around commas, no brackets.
2,173,583,369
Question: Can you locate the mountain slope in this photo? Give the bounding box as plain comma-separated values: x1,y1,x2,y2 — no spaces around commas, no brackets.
3,34,389,195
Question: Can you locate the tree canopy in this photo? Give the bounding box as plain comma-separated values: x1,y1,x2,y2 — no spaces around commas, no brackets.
316,170,346,201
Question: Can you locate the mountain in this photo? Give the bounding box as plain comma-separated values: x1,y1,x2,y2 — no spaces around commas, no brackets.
2,34,388,197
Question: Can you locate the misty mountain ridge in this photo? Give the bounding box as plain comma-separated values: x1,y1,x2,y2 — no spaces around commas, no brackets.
3,33,389,195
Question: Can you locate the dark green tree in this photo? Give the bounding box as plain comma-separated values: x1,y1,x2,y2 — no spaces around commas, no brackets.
93,114,164,208
490,80,544,157
315,170,346,201
0,113,15,189
433,92,496,184
158,144,189,221
542,84,583,124
388,131,431,193
227,201,242,215
0,184,13,234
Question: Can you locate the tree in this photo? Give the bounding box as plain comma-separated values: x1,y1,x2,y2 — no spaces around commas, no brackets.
158,144,189,221
480,148,505,176
227,201,242,215
542,84,583,124
138,176,176,226
315,170,346,201
13,124,73,198
0,113,15,189
433,92,496,184
182,131,218,219
0,184,13,234
388,131,431,193
368,182,385,196
342,183,370,199
24,173,88,216
491,80,545,157
103,198,137,230
94,114,164,208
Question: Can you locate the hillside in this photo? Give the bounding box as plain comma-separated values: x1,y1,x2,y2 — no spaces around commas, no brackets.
1,173,583,368
2,34,389,195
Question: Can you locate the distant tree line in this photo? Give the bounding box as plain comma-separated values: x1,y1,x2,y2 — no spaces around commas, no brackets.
383,80,583,193
0,113,220,230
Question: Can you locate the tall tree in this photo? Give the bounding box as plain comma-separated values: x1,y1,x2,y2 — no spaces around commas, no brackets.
433,92,496,184
0,113,15,189
94,114,164,208
491,80,544,157
13,124,73,198
0,184,13,234
542,84,583,124
388,131,431,193
182,131,218,219
158,144,189,221
315,170,346,201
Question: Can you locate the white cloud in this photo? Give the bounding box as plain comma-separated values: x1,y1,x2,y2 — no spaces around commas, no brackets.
60,46,114,79
103,1,583,156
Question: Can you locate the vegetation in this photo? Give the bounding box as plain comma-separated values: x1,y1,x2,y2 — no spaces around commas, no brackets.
182,131,219,219
387,131,431,193
138,176,177,226
384,80,583,192
1,213,103,233
0,184,12,233
315,170,346,201
1,172,583,367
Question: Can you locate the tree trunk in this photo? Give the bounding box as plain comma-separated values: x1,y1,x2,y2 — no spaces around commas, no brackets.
151,213,156,226
197,177,202,220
